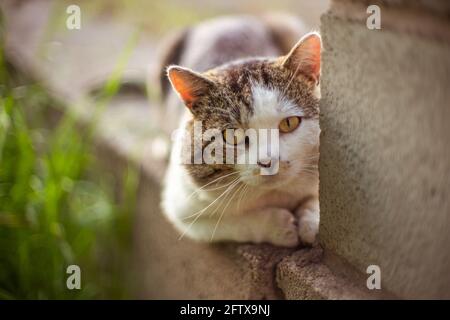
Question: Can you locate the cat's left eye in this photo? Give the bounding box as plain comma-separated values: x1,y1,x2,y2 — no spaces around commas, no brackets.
279,116,301,133
223,129,246,145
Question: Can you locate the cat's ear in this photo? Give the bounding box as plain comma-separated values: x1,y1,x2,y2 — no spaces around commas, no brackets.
167,66,213,108
282,32,321,83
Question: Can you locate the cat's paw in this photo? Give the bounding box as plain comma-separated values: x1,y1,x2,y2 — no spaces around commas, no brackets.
297,207,319,245
265,209,299,247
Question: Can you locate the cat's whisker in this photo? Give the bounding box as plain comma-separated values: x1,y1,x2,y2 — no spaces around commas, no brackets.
220,182,244,217
191,171,239,191
210,181,244,241
186,171,240,200
290,159,319,165
300,144,318,148
298,153,320,159
300,164,319,170
181,176,241,221
299,168,319,176
237,184,249,213
178,180,238,240
198,174,241,193
178,210,204,240
289,155,320,163
207,179,241,218
298,164,319,168
300,169,318,174
202,182,237,192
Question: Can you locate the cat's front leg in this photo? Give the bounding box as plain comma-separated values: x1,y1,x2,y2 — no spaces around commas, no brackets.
295,198,320,245
179,207,299,247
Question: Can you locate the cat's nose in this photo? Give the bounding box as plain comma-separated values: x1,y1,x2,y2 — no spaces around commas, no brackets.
257,159,272,168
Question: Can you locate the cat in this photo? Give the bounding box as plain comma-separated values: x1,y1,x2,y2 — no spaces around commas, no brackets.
159,15,321,247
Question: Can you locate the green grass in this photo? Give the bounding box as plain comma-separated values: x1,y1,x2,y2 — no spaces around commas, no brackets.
0,25,138,299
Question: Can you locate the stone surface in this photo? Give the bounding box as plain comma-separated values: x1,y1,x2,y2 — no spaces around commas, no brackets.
319,11,450,298
276,248,386,299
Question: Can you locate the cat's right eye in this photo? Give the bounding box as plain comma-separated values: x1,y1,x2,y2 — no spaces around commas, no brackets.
279,116,301,133
223,129,245,146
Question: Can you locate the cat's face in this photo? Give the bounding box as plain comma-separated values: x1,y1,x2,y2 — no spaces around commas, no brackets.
168,32,321,190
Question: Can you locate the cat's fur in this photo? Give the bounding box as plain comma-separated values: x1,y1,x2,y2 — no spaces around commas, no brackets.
160,15,321,247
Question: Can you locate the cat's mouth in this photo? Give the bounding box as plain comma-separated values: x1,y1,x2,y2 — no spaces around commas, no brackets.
236,160,294,189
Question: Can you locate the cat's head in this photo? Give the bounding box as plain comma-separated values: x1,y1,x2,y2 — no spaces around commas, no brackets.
167,32,321,190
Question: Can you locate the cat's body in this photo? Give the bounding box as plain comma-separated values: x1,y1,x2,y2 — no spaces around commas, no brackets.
160,15,321,247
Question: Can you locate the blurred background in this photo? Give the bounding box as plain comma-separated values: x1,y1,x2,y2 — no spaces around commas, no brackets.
0,0,329,299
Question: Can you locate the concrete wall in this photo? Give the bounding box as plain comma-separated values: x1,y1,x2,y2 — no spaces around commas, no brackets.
319,0,450,298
